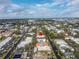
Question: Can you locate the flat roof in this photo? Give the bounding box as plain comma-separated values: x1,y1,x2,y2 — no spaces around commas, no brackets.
0,37,12,48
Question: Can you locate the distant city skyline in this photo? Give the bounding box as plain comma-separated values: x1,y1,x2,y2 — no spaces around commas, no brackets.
0,0,79,18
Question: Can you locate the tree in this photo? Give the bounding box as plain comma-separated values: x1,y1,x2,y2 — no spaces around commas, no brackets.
0,35,5,41
75,52,79,59
49,31,57,39
65,48,71,52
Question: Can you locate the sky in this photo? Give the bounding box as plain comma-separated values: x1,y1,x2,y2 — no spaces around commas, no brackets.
0,0,79,18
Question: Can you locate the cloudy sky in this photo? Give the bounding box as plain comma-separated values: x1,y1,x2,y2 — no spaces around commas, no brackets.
0,0,79,18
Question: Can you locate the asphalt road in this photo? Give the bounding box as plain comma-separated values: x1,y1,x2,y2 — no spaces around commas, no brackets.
44,30,61,59
3,27,31,59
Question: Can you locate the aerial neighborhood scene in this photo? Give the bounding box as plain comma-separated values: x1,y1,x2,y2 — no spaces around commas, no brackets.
0,0,79,59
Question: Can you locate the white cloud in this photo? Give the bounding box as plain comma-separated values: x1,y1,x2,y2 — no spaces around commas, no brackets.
67,0,79,6
11,4,21,9
57,0,79,17
0,0,79,18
